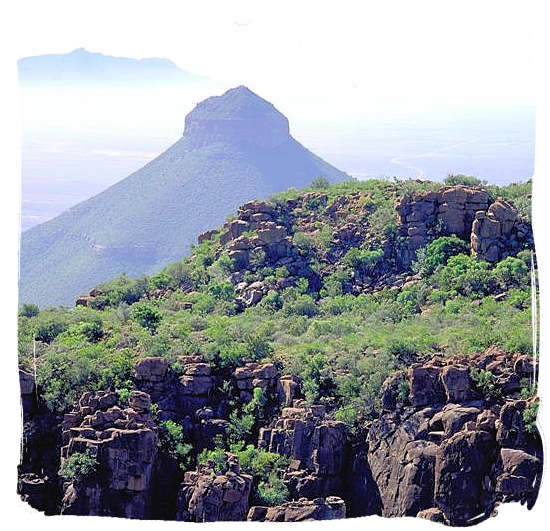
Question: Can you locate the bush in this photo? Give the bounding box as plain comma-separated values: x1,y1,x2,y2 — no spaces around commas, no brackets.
158,420,193,469
413,236,469,277
321,270,352,298
444,174,485,187
59,452,98,483
19,303,40,318
198,447,229,474
131,302,162,333
523,400,539,433
95,274,148,307
494,256,529,289
149,272,171,290
344,248,384,275
433,254,496,297
470,368,502,401
293,231,315,253
310,176,330,189
258,472,289,505
283,294,318,317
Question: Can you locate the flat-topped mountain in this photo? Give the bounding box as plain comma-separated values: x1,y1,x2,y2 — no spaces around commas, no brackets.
18,47,202,86
184,85,290,148
19,86,348,307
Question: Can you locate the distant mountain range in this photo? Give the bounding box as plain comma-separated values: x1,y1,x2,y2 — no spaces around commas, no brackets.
18,48,204,86
19,86,349,307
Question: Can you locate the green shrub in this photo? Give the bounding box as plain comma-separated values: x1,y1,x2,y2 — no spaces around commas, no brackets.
149,272,172,290
444,174,486,187
131,302,162,333
344,248,384,275
95,274,148,307
158,420,193,469
283,294,318,317
310,176,329,189
470,368,502,401
413,235,469,276
19,303,40,318
433,254,496,297
198,447,229,474
293,231,315,253
59,452,98,483
258,472,289,505
523,400,539,433
321,270,352,298
494,256,529,288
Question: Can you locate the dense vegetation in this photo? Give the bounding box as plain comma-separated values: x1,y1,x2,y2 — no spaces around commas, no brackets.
18,176,535,497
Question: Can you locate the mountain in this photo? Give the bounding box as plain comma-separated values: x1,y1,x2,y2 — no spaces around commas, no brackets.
18,48,203,86
19,86,349,307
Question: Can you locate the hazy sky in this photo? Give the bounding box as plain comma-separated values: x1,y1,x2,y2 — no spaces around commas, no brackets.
15,1,537,230
16,1,535,121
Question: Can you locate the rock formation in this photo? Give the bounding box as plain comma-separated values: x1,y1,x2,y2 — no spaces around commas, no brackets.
367,348,542,525
59,390,158,518
248,496,346,521
396,185,531,266
176,455,252,522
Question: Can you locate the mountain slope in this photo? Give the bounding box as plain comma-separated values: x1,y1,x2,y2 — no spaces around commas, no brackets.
18,47,201,86
19,86,348,307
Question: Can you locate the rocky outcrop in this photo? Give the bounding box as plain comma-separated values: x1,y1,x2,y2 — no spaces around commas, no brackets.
18,346,541,524
247,496,346,521
471,199,528,262
134,355,214,421
259,401,347,499
367,348,542,525
232,362,299,406
396,185,531,266
176,455,252,522
59,390,158,518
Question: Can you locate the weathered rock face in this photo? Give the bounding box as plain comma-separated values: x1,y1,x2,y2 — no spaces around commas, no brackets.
18,346,541,524
134,355,214,421
17,371,60,514
232,362,300,407
176,456,252,522
367,348,542,525
259,401,347,499
471,200,526,262
59,390,158,518
248,496,346,521
396,185,531,266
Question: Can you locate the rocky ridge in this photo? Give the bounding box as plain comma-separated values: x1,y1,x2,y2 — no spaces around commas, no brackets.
19,346,542,523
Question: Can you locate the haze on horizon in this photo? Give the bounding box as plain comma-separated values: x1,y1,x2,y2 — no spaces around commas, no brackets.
17,2,536,230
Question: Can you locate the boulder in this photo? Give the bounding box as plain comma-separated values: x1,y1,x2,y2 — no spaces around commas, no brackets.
135,357,169,382
248,497,346,521
409,366,445,407
496,448,541,506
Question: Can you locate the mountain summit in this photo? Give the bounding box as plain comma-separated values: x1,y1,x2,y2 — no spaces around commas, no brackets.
184,86,290,149
19,86,348,307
